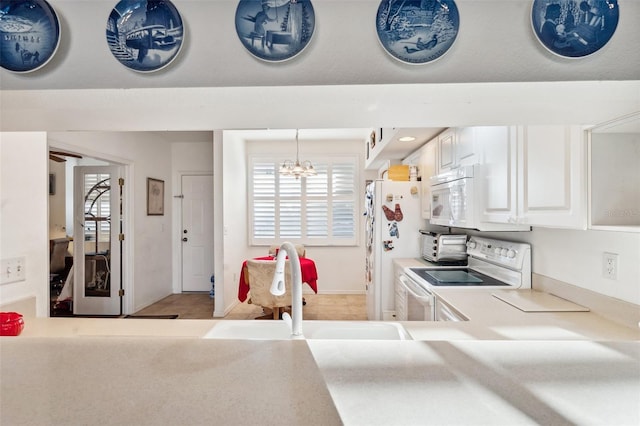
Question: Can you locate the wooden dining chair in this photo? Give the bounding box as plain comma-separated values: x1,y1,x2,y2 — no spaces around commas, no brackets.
268,244,306,258
246,259,293,320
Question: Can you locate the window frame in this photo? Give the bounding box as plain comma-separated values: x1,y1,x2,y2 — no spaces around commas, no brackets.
248,155,360,247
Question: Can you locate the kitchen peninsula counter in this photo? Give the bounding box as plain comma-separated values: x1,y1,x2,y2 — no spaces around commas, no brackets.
3,333,639,425
1,337,342,426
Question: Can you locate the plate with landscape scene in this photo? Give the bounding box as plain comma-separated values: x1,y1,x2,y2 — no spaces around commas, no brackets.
376,0,460,65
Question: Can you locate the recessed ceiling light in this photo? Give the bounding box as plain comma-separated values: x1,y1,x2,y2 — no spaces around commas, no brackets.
398,136,416,142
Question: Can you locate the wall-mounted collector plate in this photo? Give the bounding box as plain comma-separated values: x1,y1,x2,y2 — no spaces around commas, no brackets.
531,0,619,58
376,0,460,65
106,0,184,72
235,0,316,62
0,0,61,73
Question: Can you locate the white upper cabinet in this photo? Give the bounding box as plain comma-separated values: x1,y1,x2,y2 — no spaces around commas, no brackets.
419,139,437,219
519,125,586,229
480,125,587,229
437,127,477,173
478,126,519,224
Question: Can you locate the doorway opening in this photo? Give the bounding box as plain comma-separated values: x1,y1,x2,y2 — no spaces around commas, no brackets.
179,173,214,293
48,149,129,317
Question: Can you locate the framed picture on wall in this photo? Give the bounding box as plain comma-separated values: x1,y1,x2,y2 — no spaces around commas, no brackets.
147,178,164,215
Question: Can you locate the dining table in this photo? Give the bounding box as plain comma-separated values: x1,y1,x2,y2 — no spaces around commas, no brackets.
237,256,318,303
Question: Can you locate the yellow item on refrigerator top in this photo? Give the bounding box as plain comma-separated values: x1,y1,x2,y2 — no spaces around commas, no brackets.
387,165,410,181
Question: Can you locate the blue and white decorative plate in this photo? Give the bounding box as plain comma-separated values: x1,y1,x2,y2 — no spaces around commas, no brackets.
376,0,460,65
531,0,619,58
0,0,60,73
235,0,315,62
106,0,184,72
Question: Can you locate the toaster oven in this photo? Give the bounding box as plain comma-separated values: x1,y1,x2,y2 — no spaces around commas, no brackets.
419,231,468,263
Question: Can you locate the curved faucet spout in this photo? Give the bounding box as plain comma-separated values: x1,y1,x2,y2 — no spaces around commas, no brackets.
269,242,303,337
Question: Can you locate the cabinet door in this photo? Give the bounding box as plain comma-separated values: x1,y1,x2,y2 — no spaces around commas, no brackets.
437,128,455,172
456,127,477,166
419,140,437,219
519,125,586,229
478,126,519,224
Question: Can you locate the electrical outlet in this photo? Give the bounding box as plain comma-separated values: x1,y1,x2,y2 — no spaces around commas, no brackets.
602,252,618,280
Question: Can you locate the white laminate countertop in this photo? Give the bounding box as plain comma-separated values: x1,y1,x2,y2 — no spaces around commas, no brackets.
3,258,640,425
307,339,640,426
0,337,342,426
394,258,640,342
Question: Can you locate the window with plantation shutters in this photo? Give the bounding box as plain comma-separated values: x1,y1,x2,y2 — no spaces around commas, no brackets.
83,173,111,244
249,156,358,246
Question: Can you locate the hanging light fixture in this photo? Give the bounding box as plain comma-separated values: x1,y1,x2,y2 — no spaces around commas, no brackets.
279,129,317,179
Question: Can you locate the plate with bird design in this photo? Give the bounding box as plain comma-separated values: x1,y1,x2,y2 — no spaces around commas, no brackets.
375,0,460,65
0,0,61,73
235,0,316,62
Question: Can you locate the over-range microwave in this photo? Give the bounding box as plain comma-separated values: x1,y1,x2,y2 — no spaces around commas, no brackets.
429,165,530,231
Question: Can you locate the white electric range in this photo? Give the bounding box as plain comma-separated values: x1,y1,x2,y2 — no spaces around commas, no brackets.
397,236,531,321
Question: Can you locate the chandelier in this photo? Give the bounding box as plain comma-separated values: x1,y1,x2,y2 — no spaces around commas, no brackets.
279,129,317,179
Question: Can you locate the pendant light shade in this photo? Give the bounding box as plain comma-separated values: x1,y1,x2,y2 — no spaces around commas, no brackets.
279,130,316,179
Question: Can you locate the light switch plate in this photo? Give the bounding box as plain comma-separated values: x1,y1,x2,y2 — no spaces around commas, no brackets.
1,257,26,285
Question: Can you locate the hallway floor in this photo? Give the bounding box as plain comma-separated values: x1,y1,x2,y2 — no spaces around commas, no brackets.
133,293,367,320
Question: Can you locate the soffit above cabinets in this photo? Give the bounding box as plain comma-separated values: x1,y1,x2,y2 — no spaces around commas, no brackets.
366,127,445,170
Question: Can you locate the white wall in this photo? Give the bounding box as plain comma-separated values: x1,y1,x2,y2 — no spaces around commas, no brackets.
221,132,249,316
170,140,214,294
0,133,49,313
2,0,638,91
472,227,640,305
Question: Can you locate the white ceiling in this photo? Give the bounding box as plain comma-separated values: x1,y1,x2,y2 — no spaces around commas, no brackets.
167,127,447,164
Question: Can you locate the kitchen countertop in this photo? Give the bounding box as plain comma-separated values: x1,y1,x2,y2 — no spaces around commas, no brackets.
2,334,638,425
1,337,342,426
394,258,640,342
3,262,639,425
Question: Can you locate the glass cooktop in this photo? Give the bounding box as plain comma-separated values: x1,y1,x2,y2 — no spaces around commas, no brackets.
409,268,510,287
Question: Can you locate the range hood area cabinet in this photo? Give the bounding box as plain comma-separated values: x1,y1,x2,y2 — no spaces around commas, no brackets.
589,113,640,231
437,127,478,173
480,125,588,230
411,127,479,220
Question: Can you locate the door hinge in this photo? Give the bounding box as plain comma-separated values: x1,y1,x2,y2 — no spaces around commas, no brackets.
118,178,124,186
119,233,125,241
119,289,125,297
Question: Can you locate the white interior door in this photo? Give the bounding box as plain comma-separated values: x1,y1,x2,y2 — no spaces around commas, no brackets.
181,174,214,292
73,166,122,315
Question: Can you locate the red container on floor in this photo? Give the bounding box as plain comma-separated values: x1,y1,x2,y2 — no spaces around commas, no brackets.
0,312,24,336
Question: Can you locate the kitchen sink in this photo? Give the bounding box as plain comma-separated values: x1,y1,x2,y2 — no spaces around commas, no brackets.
203,320,412,340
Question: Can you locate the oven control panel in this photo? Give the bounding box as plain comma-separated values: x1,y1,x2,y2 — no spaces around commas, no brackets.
467,236,530,269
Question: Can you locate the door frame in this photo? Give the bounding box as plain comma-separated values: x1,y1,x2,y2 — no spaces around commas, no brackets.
48,143,134,315
172,171,214,294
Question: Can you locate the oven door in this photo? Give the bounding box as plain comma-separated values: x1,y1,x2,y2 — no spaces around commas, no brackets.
396,275,434,321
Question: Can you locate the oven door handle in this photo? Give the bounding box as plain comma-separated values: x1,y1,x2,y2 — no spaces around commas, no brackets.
399,276,433,304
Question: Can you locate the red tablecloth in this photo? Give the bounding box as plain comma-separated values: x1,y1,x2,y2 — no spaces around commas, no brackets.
238,256,318,302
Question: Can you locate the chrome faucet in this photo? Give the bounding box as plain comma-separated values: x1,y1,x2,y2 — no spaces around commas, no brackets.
269,242,303,338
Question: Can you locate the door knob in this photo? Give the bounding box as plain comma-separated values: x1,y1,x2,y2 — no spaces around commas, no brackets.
182,237,188,242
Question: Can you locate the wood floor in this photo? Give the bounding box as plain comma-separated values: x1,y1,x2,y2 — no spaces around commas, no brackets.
133,293,367,320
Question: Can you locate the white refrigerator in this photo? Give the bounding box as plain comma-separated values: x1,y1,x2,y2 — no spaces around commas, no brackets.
365,180,425,320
